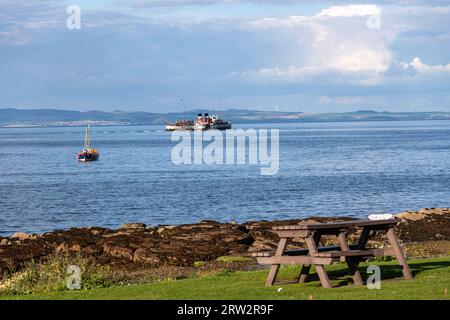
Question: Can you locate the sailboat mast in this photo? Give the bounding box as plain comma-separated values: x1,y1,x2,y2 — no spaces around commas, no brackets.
84,125,91,149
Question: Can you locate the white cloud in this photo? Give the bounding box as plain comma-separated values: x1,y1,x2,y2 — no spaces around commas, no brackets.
247,15,307,29
402,57,450,74
247,5,383,29
328,48,391,73
251,46,391,84
317,5,381,17
256,48,391,79
241,4,393,85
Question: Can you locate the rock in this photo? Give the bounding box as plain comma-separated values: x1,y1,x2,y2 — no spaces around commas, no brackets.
103,243,134,260
0,239,10,245
247,239,275,252
157,225,175,234
89,229,102,236
120,223,146,231
133,248,160,265
431,208,449,215
397,208,449,222
419,208,449,215
396,210,450,242
55,242,82,253
157,227,165,234
11,232,35,240
396,212,426,221
55,243,68,254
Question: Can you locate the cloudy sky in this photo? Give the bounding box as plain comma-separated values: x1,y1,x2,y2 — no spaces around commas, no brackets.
1,0,450,112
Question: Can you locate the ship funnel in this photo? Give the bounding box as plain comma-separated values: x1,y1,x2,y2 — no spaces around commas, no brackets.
204,113,211,125
197,113,203,124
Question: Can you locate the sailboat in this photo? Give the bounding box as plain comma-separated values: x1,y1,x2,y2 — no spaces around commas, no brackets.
76,125,99,162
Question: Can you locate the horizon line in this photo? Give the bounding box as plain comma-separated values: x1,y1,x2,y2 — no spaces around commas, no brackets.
1,107,450,115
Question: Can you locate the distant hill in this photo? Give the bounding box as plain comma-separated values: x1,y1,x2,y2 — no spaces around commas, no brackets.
0,108,449,127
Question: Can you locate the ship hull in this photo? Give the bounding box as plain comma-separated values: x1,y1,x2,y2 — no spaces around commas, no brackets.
165,125,195,131
211,123,232,130
194,123,207,131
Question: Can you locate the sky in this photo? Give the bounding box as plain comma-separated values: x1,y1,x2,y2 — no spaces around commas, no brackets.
0,0,450,113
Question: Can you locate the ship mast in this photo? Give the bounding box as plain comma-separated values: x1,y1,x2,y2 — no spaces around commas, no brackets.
84,125,91,149
181,97,186,121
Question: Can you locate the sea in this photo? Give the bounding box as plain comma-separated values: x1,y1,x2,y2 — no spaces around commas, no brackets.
0,120,449,236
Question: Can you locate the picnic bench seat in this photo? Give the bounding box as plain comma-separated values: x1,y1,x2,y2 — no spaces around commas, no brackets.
251,244,359,257
311,248,393,258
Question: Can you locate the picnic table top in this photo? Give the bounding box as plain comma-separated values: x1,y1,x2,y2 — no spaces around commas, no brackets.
272,218,398,231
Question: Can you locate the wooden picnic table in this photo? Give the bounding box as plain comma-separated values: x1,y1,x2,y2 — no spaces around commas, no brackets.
252,219,413,288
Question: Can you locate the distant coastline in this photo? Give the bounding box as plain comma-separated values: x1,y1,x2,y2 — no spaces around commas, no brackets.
1,108,450,128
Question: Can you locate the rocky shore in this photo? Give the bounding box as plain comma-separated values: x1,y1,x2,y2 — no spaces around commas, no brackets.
0,208,449,278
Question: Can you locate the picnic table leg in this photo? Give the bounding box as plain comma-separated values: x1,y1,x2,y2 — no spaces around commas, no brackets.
337,231,364,286
357,227,371,250
298,232,321,283
305,235,332,288
386,227,413,280
266,237,288,286
298,265,311,284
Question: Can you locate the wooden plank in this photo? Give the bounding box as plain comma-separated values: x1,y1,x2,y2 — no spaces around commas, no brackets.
311,248,391,258
305,235,332,288
273,230,310,238
346,226,374,285
298,232,322,284
340,219,398,228
273,219,398,231
265,238,288,286
251,251,274,257
255,245,359,258
337,231,364,286
272,225,301,230
257,256,333,265
252,245,360,257
357,227,371,250
386,228,413,280
298,265,311,284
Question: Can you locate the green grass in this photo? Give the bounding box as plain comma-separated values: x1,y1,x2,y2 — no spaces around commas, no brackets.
215,256,253,263
1,257,449,300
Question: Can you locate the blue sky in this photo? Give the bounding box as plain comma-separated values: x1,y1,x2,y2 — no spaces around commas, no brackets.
1,0,450,113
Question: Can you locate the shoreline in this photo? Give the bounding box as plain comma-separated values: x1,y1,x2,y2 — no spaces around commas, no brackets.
1,206,449,238
0,208,449,279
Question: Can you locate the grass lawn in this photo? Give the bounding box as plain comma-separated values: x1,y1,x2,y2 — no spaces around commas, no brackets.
1,257,449,300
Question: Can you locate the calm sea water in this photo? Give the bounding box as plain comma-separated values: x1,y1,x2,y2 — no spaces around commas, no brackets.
1,121,449,236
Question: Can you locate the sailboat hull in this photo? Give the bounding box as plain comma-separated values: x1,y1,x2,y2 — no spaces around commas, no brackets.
76,154,99,162
76,153,99,162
